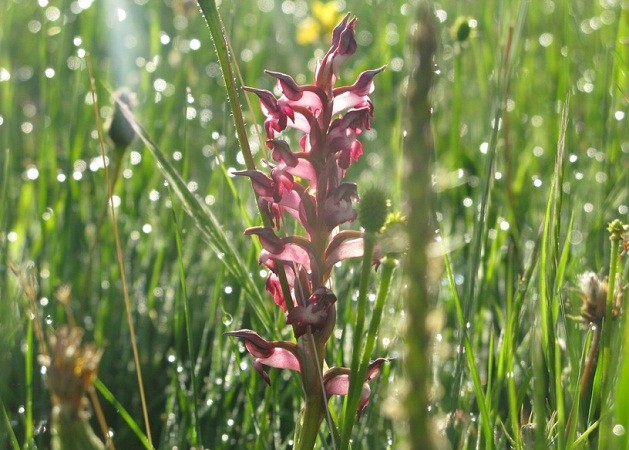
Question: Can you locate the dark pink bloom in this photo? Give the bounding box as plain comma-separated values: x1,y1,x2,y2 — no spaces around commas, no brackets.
225,329,391,414
242,87,293,138
239,11,385,321
286,286,337,337
229,15,392,427
324,230,364,274
315,14,358,90
245,227,313,271
327,108,372,168
323,358,393,416
268,139,317,186
323,183,359,229
224,329,300,385
332,67,386,114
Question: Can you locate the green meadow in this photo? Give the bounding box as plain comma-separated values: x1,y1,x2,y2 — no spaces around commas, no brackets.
0,0,627,448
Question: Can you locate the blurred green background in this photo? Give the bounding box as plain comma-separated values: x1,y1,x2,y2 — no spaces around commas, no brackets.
0,0,627,448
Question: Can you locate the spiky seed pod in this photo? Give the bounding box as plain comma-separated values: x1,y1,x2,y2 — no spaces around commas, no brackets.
358,188,388,233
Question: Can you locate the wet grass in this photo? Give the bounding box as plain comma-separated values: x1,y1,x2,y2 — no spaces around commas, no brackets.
1,0,627,449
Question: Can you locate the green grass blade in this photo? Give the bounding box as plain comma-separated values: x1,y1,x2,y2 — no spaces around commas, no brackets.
0,396,20,450
114,102,271,332
171,205,202,447
94,379,152,450
443,250,494,447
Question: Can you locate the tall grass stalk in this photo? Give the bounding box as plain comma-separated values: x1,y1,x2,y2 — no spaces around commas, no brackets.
452,0,529,418
87,59,154,448
196,0,294,313
402,4,437,449
596,219,625,448
536,94,569,449
171,206,202,447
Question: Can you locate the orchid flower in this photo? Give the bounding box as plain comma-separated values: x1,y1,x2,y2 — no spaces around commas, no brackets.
226,14,390,448
225,329,392,417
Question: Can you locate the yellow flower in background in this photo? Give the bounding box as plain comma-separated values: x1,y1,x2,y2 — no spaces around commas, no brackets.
312,1,341,31
297,17,321,45
296,1,342,45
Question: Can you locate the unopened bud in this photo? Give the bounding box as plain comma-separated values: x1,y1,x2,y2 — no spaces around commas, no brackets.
451,17,474,43
359,188,388,233
108,89,137,150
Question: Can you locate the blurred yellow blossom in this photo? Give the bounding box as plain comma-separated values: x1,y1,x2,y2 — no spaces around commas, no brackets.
296,1,342,45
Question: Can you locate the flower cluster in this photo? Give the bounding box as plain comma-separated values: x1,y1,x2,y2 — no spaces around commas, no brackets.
227,14,387,421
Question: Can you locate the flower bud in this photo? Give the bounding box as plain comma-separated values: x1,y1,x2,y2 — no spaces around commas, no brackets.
358,188,388,233
451,17,474,43
108,89,137,150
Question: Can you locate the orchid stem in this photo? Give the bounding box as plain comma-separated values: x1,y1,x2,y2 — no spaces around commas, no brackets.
295,396,325,450
295,337,326,450
596,220,624,448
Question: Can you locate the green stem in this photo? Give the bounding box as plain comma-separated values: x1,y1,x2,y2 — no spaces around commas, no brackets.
295,337,326,450
402,5,437,450
596,220,624,449
196,0,294,310
25,319,34,449
340,231,377,449
295,397,325,450
196,0,254,171
360,257,396,376
171,206,202,447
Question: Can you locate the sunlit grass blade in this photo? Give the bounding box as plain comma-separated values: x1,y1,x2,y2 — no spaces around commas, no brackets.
535,95,570,448
0,398,20,450
595,220,626,449
196,0,256,171
195,0,294,308
443,250,494,447
114,102,271,332
171,205,202,447
453,0,529,412
94,379,152,450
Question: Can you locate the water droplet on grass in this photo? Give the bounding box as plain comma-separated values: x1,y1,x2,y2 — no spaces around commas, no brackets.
34,420,48,435
25,166,39,180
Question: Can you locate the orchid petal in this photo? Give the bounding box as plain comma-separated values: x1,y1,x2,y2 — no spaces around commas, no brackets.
245,226,285,254
324,182,359,229
245,227,312,271
332,67,385,114
225,329,301,385
322,370,372,415
286,286,337,337
269,139,299,166
234,170,275,197
265,70,304,101
322,358,393,416
325,232,364,274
